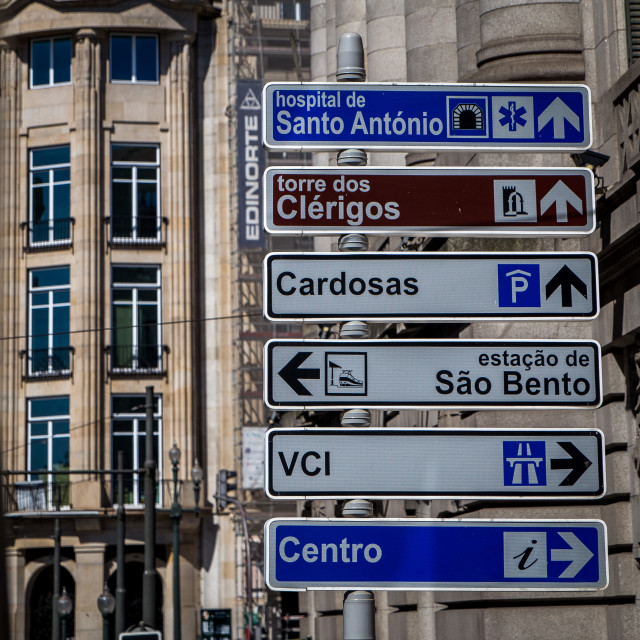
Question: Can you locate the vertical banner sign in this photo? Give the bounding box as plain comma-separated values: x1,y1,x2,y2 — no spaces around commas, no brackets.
242,426,267,489
237,79,265,248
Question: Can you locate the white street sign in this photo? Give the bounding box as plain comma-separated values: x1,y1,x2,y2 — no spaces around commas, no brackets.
264,339,602,409
266,428,605,499
264,252,599,321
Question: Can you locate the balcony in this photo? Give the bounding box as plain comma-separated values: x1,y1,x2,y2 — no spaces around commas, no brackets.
107,216,168,249
21,346,74,380
2,473,200,513
106,344,169,378
22,218,75,252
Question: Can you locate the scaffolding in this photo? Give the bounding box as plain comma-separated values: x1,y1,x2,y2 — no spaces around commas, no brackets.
226,1,311,637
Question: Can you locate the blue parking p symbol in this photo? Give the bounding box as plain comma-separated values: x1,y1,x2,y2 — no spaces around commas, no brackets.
498,264,541,307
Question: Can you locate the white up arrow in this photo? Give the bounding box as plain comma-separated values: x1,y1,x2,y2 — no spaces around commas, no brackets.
537,97,581,139
550,531,594,578
540,180,583,222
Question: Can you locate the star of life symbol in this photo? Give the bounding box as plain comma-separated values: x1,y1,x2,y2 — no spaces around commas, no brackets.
492,96,534,138
503,441,547,486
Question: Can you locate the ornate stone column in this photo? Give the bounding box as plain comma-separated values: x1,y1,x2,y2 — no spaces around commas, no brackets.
166,32,196,463
74,543,106,639
71,28,103,507
474,0,584,81
0,38,22,474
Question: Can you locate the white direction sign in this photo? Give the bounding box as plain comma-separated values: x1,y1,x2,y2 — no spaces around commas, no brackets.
266,428,605,500
265,518,608,591
265,339,602,410
264,252,599,321
263,82,592,151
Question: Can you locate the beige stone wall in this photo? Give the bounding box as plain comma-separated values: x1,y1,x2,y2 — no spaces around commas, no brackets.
0,2,230,639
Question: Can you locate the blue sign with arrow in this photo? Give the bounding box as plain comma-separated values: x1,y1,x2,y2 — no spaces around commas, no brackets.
263,82,592,151
265,518,608,591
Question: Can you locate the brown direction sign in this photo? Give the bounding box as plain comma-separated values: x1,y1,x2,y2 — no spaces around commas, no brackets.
263,166,595,236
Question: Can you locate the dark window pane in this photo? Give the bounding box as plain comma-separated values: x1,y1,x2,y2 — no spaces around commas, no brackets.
112,181,133,237
30,422,48,437
53,183,70,221
136,36,158,82
111,35,133,81
30,396,69,417
53,290,69,304
52,38,71,84
53,168,70,182
31,40,50,86
112,167,132,180
113,266,158,284
30,439,48,472
32,146,70,167
112,418,135,433
32,185,49,225
31,171,48,185
31,267,69,288
52,438,69,470
51,420,69,437
31,292,48,306
112,290,132,302
113,395,158,414
138,290,157,302
137,168,156,180
112,145,157,164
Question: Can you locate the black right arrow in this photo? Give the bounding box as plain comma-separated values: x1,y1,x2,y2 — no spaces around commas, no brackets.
545,265,588,307
278,351,320,396
550,442,592,486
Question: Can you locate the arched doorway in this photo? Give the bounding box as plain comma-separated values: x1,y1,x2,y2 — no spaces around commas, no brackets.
107,560,163,638
28,565,75,640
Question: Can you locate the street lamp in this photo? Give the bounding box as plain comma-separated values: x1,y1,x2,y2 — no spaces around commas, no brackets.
169,442,203,640
97,583,116,640
56,587,72,640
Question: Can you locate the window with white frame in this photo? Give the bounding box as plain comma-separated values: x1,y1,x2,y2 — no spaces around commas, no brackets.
111,144,160,242
27,396,70,509
28,267,71,376
110,34,159,83
30,37,71,88
29,146,71,246
112,394,162,506
111,265,162,372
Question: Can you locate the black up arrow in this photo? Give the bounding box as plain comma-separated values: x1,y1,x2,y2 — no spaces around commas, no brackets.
545,265,588,307
278,352,320,396
550,442,592,486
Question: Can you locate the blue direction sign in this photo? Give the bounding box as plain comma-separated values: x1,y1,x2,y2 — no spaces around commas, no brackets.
265,518,608,591
263,82,591,151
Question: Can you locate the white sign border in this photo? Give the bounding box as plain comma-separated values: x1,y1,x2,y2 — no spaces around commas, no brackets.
264,517,609,592
263,251,600,322
265,427,606,501
262,81,593,152
263,166,596,237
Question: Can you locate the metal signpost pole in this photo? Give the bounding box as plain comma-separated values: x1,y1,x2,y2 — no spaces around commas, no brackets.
334,32,376,640
142,385,157,629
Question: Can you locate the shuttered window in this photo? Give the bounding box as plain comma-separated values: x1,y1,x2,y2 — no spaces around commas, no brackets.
628,0,640,63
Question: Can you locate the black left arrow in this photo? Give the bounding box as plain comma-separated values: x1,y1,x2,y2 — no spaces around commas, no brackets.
545,265,588,307
550,442,592,486
278,352,320,396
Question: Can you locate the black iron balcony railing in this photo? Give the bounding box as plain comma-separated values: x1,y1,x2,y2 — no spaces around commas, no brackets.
21,218,75,251
1,472,200,512
106,216,168,249
106,343,169,377
21,346,75,380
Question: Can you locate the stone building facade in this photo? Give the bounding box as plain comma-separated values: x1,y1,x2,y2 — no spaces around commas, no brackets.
0,1,238,639
295,1,640,638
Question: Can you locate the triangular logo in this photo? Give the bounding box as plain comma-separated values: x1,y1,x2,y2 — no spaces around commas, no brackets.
239,88,261,110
